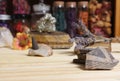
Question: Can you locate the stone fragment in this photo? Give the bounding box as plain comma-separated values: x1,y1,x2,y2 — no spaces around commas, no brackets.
28,37,52,57
85,47,119,70
28,44,53,57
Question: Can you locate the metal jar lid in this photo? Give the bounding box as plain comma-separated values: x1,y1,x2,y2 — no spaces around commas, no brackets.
0,14,11,20
53,1,64,8
33,2,50,14
78,1,88,8
66,2,76,8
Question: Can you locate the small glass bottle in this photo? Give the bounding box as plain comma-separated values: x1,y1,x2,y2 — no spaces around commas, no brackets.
65,2,77,38
53,1,66,32
12,14,31,34
78,1,89,28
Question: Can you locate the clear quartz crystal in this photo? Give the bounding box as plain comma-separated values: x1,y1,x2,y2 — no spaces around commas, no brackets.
0,27,13,48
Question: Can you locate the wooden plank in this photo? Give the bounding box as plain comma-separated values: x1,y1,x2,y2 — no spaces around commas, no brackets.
115,0,120,37
0,44,120,81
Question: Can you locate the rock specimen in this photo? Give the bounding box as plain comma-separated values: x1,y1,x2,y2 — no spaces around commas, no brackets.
70,20,111,54
69,20,95,53
85,47,119,70
28,37,52,57
73,47,119,70
28,44,53,57
71,20,118,70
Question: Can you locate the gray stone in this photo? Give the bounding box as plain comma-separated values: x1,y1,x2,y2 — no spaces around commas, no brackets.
85,47,119,70
28,44,53,57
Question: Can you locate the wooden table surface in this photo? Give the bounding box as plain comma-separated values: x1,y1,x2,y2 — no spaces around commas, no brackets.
0,43,120,81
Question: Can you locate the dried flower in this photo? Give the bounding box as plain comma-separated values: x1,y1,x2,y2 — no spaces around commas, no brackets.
13,32,32,50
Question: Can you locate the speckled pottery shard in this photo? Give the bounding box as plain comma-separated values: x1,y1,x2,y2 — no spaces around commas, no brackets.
85,47,119,70
28,44,53,57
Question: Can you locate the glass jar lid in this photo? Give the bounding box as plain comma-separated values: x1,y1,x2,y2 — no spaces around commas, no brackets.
33,0,50,14
0,14,11,20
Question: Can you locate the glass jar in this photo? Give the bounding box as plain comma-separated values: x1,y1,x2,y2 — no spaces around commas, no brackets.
31,0,50,31
0,15,11,28
78,1,89,27
12,14,31,34
65,2,77,38
12,0,31,14
0,14,15,34
0,0,7,14
0,27,13,48
52,1,66,32
89,0,112,37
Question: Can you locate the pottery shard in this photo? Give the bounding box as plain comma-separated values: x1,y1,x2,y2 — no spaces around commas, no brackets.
28,44,53,57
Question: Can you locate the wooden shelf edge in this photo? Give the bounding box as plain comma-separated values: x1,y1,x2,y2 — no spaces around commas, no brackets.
115,0,120,37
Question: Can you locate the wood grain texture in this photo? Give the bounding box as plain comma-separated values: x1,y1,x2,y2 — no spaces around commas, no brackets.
115,0,120,37
0,43,120,81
